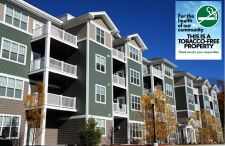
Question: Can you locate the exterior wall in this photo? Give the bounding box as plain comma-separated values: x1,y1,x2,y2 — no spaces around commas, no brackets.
114,119,127,144
174,77,185,86
66,23,87,40
187,86,194,111
128,59,143,121
177,111,188,118
0,23,32,79
129,123,145,144
199,95,204,109
92,17,109,31
139,51,142,63
197,86,202,94
175,87,187,110
28,16,45,34
105,32,111,48
45,129,58,145
164,75,175,105
114,44,125,54
89,23,95,40
130,39,139,48
0,1,4,21
101,120,113,145
88,40,112,117
127,44,129,57
58,118,85,145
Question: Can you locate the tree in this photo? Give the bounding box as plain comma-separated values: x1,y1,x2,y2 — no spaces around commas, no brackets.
23,81,45,146
137,87,177,144
78,117,102,146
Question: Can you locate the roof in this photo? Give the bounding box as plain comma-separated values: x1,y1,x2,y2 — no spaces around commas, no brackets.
148,58,163,61
143,58,177,68
193,78,211,87
209,84,220,93
173,71,196,80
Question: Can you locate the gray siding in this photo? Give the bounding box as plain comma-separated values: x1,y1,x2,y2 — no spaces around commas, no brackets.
164,76,175,105
175,87,187,110
174,76,185,86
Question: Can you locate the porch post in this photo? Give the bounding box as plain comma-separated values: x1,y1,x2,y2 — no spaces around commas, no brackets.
185,128,188,144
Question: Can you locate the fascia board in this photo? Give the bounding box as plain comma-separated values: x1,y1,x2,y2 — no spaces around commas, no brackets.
128,34,148,51
149,58,177,68
174,72,195,80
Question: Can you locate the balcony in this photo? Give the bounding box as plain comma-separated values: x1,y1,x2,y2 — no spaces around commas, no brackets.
29,57,77,79
143,67,163,78
195,104,200,111
114,103,126,114
143,67,150,75
193,88,198,95
113,74,125,88
143,88,152,95
46,93,76,112
112,48,125,62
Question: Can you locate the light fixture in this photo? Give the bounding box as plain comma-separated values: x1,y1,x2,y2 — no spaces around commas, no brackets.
118,126,120,130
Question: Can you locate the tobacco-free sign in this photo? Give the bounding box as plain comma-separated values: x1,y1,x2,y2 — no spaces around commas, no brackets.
196,5,219,28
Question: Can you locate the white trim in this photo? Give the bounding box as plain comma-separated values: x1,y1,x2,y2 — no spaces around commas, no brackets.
0,72,29,82
0,114,21,139
95,84,106,104
127,43,141,51
129,120,145,124
58,115,86,121
90,21,111,34
46,105,77,112
77,37,87,42
32,20,43,30
95,54,106,74
86,21,90,121
89,38,112,50
164,74,174,80
188,93,194,105
110,34,114,144
184,76,190,117
0,37,27,66
88,115,113,121
130,68,141,87
130,122,144,139
130,94,141,111
95,118,106,137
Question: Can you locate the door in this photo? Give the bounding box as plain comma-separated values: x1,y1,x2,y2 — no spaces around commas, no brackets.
117,96,125,113
26,128,34,145
31,52,41,70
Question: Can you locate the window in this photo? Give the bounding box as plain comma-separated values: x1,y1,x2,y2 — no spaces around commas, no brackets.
188,94,193,104
132,123,142,138
0,75,23,100
5,6,28,31
131,95,141,110
187,77,191,87
130,69,140,86
214,105,218,111
204,87,207,95
165,65,171,77
96,27,104,44
205,101,209,109
169,128,176,139
96,55,105,73
1,38,26,65
96,85,106,104
129,46,138,61
213,92,216,99
171,106,175,117
194,95,198,104
189,111,194,117
0,114,20,138
166,84,173,97
96,119,105,136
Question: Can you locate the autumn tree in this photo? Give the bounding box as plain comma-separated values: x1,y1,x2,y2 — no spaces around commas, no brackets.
137,87,177,144
23,81,45,145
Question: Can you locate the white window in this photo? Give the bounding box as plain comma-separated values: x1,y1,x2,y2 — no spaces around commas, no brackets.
130,69,140,86
0,75,23,100
5,5,28,31
96,119,105,136
188,94,193,104
214,105,218,111
205,101,209,109
187,77,191,87
96,54,105,73
189,111,194,117
131,95,141,110
213,92,216,99
0,114,20,138
132,123,142,138
165,65,171,77
166,84,173,97
96,27,104,44
95,85,106,104
1,38,27,65
129,46,138,61
204,87,207,95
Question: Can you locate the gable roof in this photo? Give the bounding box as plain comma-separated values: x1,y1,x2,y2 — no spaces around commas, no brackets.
193,78,211,87
209,84,220,93
173,71,196,80
143,58,177,68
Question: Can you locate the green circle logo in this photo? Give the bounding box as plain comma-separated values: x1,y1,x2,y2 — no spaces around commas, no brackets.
196,5,219,28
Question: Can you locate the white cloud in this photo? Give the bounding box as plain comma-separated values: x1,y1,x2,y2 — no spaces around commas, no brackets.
192,23,199,27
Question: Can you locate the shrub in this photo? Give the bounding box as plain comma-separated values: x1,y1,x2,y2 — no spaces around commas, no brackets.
193,142,197,144
214,142,217,144
78,117,102,146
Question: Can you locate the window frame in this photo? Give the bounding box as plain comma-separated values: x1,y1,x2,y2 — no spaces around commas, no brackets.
33,20,43,30
95,118,106,137
131,94,141,111
0,37,27,65
0,75,24,101
0,114,21,139
203,86,208,95
166,84,173,98
212,91,216,99
131,123,143,138
130,69,140,86
95,54,106,74
188,93,194,105
96,27,105,45
95,84,106,104
205,101,210,110
214,104,218,112
187,77,192,87
189,111,194,117
164,65,171,77
129,45,139,61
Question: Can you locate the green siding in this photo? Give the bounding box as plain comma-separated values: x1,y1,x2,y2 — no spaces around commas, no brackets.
88,40,112,117
62,40,87,116
164,76,175,105
204,95,209,101
128,59,142,121
199,95,204,109
175,87,187,110
0,23,32,79
187,86,195,111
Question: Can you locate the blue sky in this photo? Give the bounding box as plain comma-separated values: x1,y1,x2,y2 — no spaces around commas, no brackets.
25,0,224,80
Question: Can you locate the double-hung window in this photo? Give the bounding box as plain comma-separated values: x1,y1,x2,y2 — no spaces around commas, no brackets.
214,105,218,111
96,27,104,44
166,84,172,97
205,101,209,109
1,38,26,65
131,95,141,110
130,69,140,86
189,111,194,117
96,55,105,73
204,87,207,95
165,65,171,77
0,75,23,100
213,92,216,99
171,106,175,117
188,94,193,104
132,123,142,138
129,46,138,61
96,85,106,104
96,119,105,136
5,6,28,31
0,114,20,138
187,77,191,87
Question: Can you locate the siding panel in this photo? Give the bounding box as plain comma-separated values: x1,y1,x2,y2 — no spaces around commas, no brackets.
66,23,87,40
105,32,111,48
93,18,109,31
130,39,139,48
45,129,58,145
175,87,187,110
164,76,175,105
114,119,127,144
28,17,45,34
89,23,95,40
174,77,185,86
101,120,112,145
0,2,4,22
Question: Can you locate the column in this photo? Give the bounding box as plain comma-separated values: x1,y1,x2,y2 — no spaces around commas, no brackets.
185,128,188,144
150,65,154,92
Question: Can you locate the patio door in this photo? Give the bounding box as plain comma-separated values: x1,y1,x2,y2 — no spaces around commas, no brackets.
31,52,41,70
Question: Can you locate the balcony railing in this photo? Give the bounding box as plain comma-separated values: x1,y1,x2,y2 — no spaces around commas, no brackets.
114,103,126,114
32,24,77,46
193,88,198,95
143,67,150,75
195,104,200,110
143,88,152,95
113,75,125,87
47,93,76,110
30,57,77,76
151,68,162,78
112,48,125,61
